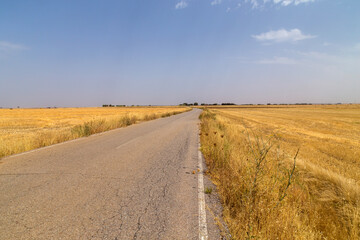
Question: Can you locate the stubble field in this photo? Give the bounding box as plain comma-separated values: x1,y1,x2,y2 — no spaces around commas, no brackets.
200,105,360,239
0,106,189,159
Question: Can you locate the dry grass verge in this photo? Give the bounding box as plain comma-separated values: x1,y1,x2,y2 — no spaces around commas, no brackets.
0,107,190,158
199,106,360,239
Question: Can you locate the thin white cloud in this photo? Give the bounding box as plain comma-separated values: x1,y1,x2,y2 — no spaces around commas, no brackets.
227,3,241,12
273,0,315,6
245,0,259,9
292,50,360,73
182,0,315,10
296,51,331,59
175,0,188,9
294,0,315,5
257,56,297,64
0,41,28,51
211,0,222,6
249,50,360,78
252,29,316,43
251,0,259,8
237,0,317,9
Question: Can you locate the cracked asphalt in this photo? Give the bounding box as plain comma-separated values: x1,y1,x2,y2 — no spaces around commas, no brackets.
0,109,222,239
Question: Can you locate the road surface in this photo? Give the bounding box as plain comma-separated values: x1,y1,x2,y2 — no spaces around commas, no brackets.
0,109,222,239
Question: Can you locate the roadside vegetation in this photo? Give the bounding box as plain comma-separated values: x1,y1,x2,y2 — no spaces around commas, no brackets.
199,105,360,239
0,106,189,158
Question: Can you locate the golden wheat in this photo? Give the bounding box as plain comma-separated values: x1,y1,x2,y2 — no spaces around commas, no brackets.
0,106,189,158
200,105,360,239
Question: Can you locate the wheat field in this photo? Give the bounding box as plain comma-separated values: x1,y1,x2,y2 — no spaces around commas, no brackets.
200,105,360,239
0,106,189,159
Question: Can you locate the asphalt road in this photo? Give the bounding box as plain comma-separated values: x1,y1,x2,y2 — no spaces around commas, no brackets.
0,109,222,240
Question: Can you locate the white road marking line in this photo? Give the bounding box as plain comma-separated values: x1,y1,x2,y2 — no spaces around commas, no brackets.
198,135,209,240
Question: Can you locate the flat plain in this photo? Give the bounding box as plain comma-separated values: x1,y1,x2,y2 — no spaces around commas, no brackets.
0,109,223,239
0,106,189,158
200,104,360,239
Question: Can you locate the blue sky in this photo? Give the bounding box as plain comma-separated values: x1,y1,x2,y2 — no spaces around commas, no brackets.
1,0,359,107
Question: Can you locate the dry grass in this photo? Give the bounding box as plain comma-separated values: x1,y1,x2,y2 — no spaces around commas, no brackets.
0,106,189,158
199,105,360,239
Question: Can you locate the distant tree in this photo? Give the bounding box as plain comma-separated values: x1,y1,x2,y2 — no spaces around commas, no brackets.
194,102,198,106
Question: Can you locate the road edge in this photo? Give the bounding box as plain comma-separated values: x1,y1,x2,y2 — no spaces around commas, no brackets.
198,131,209,240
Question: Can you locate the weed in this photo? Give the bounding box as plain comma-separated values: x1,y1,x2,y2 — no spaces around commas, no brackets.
205,187,213,194
161,113,171,118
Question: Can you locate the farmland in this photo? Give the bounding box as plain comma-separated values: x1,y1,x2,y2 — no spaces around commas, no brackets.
200,105,360,239
0,106,189,158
